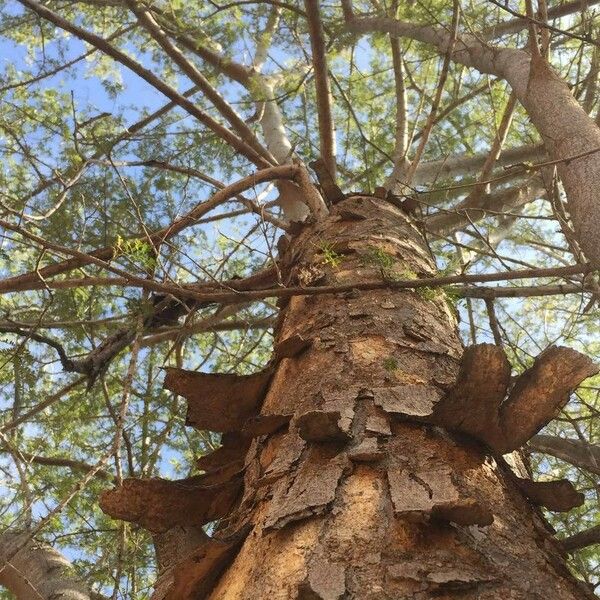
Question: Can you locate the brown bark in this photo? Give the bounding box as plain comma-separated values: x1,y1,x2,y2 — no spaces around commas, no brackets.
101,196,595,599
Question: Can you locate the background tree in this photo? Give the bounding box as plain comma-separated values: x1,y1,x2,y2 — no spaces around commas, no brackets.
0,0,600,597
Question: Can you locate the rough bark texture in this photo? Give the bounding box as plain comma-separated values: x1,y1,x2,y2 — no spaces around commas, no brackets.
101,196,595,599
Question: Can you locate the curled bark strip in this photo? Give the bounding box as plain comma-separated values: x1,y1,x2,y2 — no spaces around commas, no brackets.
152,527,250,600
153,526,210,573
514,477,584,512
243,414,292,436
196,433,251,473
432,498,494,526
348,437,382,462
99,474,242,532
296,410,352,442
432,343,510,440
387,560,496,590
164,367,273,433
273,334,312,361
298,559,346,600
432,344,597,454
499,346,598,451
373,384,442,418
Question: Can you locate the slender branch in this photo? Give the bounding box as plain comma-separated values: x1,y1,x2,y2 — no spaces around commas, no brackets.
403,0,460,187
0,326,78,372
126,0,274,164
413,143,545,185
0,448,113,481
484,298,503,345
0,378,87,434
205,0,308,19
140,316,275,346
384,35,409,191
304,0,336,178
0,164,298,295
424,175,543,236
462,91,518,203
16,0,271,168
486,0,600,48
562,525,600,552
35,261,600,305
20,85,200,206
528,434,600,476
481,0,600,41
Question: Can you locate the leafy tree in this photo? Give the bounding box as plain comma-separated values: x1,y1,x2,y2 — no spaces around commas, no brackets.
1,0,600,597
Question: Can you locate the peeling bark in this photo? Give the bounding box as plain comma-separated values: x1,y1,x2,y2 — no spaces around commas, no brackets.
152,528,250,600
164,367,272,433
99,472,242,532
101,196,594,599
514,477,584,512
431,343,597,454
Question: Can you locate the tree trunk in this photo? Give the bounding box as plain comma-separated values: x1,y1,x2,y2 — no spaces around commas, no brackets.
101,196,595,599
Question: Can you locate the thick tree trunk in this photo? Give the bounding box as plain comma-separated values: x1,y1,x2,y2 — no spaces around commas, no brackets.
205,197,590,599
101,196,595,599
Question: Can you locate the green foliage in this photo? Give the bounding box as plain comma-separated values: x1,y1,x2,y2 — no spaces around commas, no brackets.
317,241,343,268
112,236,157,274
362,246,396,271
416,286,438,301
0,0,598,595
383,356,398,372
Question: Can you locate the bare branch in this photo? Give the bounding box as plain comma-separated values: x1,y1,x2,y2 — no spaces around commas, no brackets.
528,435,600,476
17,0,271,168
0,531,99,600
424,176,544,236
304,0,336,178
125,0,274,164
0,164,298,295
481,0,600,41
403,0,460,188
562,525,600,553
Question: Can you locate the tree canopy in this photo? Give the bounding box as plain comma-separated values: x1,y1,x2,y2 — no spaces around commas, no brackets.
0,0,600,597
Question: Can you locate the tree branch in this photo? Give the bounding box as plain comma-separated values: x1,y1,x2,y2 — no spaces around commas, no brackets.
0,531,100,600
528,434,600,476
562,525,600,552
346,8,600,264
304,0,336,178
17,0,271,168
125,0,274,164
0,164,298,295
